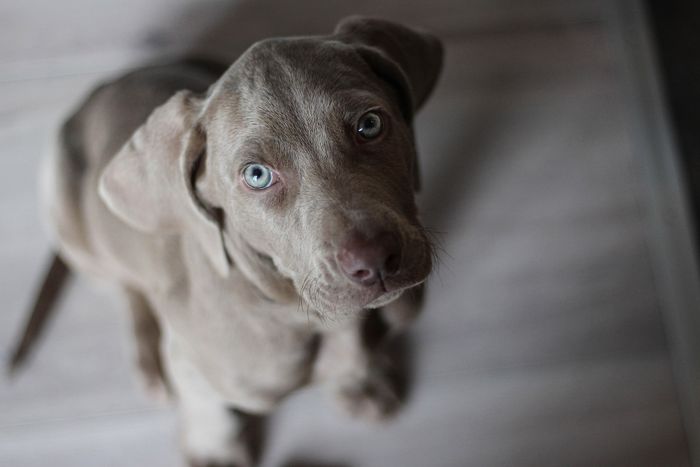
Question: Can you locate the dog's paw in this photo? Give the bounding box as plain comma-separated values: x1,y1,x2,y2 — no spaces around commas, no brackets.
334,368,402,422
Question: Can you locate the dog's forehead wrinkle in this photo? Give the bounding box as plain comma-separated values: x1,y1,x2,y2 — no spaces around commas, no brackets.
213,39,403,182
237,99,342,177
242,41,361,133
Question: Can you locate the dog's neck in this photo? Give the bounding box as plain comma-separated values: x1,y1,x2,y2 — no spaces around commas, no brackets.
221,230,300,305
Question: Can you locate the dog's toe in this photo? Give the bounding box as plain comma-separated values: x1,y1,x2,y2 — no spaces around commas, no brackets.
335,370,402,422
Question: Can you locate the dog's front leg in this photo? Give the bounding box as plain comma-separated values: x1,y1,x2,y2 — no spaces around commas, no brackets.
165,338,258,467
314,320,401,422
125,288,170,400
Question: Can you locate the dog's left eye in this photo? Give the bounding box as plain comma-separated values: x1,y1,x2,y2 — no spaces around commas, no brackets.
356,111,383,140
242,163,274,190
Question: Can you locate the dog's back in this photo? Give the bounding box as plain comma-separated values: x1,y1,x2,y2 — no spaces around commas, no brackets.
42,59,224,282
9,59,227,372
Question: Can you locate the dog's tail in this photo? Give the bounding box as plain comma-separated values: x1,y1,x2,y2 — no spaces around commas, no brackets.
7,253,71,376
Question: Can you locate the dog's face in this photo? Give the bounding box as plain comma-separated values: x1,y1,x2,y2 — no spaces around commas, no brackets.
100,17,443,319
199,36,437,317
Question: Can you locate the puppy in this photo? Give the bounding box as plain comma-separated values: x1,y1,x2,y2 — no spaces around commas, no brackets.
10,16,443,466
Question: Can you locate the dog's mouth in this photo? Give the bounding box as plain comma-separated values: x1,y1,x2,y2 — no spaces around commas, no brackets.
365,285,407,308
305,278,421,316
242,228,433,315
296,255,431,316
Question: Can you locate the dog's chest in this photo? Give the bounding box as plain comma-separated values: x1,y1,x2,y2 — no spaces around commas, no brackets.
160,284,319,410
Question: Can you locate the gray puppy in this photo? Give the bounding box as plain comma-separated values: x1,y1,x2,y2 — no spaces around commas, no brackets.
10,16,442,466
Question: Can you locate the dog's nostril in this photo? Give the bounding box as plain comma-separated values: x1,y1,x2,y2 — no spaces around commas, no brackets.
384,254,400,276
337,230,401,287
352,268,373,281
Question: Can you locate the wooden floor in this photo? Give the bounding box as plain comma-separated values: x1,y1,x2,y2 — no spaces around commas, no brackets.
0,1,691,466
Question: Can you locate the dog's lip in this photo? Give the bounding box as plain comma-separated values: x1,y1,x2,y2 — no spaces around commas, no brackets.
302,276,420,311
361,278,405,307
302,252,430,309
365,287,406,309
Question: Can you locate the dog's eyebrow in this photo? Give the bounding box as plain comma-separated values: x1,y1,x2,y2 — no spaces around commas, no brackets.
230,86,394,172
330,90,394,121
336,89,386,107
234,136,296,170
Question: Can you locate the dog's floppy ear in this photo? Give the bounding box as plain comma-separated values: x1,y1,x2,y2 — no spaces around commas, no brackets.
99,90,230,276
335,16,443,115
334,16,443,190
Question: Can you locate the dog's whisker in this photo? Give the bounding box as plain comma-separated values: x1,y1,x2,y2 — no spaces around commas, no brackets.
422,230,453,285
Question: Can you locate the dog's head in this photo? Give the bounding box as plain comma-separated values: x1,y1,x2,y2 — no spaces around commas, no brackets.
100,17,443,319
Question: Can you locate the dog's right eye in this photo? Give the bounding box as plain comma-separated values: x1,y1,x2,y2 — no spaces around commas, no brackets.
356,111,383,140
242,163,274,190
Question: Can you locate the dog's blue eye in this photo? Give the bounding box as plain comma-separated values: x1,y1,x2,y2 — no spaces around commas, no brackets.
357,111,382,139
243,163,274,189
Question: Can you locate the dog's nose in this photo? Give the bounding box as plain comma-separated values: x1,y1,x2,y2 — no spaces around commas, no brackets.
337,231,400,286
